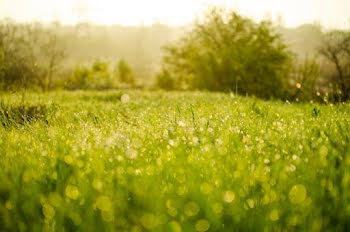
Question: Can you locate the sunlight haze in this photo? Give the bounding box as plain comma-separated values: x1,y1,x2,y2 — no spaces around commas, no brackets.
0,0,349,28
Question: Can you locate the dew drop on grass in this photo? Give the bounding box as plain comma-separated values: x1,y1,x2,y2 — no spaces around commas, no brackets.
289,185,307,204
247,199,255,208
178,121,186,127
167,207,178,217
126,149,138,159
168,221,182,232
319,146,328,156
141,213,159,230
69,212,82,226
95,196,112,212
212,202,223,214
269,209,279,221
200,183,213,194
195,219,210,232
42,203,55,220
223,191,235,203
102,210,114,222
64,155,73,165
93,179,103,191
48,192,62,207
121,94,130,103
184,202,200,217
65,185,80,200
131,226,142,232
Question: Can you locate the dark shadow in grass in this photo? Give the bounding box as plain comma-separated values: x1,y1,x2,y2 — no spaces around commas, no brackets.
0,104,57,128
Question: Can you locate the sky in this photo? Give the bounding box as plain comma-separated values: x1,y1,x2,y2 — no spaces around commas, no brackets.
0,0,349,29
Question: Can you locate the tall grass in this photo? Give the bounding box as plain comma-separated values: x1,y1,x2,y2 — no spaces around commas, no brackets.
0,91,349,231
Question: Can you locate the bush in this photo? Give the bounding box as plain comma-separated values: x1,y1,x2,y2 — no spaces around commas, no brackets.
115,59,135,86
158,7,293,99
66,60,114,90
156,69,175,90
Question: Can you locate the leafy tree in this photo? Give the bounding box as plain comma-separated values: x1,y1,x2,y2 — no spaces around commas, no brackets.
319,30,350,100
116,59,135,85
158,7,293,99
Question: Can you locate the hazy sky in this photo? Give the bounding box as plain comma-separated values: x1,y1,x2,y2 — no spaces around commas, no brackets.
0,0,349,28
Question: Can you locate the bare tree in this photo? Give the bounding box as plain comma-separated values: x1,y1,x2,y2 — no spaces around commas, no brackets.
319,30,350,100
41,24,66,91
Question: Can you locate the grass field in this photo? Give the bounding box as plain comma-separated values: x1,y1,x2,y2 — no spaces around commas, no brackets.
0,90,349,232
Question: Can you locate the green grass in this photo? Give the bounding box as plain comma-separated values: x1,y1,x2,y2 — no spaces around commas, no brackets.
0,90,349,232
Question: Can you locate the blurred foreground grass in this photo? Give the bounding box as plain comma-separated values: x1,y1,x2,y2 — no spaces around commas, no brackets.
0,91,349,231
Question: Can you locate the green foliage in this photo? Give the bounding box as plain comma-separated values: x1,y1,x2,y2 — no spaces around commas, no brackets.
159,7,293,99
67,60,114,89
115,59,135,85
0,91,349,231
156,69,175,90
291,56,320,101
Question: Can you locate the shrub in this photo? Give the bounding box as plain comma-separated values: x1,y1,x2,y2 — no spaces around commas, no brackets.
115,59,136,86
66,60,114,90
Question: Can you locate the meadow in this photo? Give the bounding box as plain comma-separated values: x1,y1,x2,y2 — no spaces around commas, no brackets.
0,90,349,231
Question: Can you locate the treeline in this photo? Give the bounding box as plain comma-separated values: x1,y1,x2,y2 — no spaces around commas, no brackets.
0,7,349,101
0,20,179,91
157,8,350,102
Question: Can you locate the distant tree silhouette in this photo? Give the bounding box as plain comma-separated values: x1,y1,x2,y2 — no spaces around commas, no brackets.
319,30,350,100
116,59,135,85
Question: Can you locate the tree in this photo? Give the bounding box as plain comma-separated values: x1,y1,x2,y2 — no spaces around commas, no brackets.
319,30,350,100
41,24,66,91
0,21,66,91
291,56,320,101
116,59,135,85
157,7,293,99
